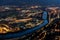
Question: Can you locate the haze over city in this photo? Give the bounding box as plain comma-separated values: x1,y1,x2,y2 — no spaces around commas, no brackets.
0,0,60,6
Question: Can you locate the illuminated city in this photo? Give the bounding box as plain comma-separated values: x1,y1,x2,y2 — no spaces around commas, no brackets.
0,0,60,40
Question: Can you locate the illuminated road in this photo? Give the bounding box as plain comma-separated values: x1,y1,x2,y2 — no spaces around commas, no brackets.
0,11,48,39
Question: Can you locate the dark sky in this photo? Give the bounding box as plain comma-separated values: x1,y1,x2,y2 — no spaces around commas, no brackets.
0,0,60,6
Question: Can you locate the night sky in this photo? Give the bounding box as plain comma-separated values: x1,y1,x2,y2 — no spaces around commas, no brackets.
0,0,60,6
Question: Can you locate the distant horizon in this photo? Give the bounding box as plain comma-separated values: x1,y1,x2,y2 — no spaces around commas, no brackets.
0,0,60,6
